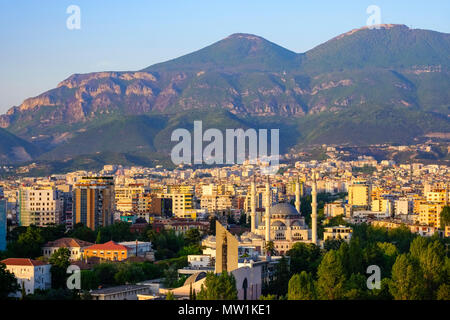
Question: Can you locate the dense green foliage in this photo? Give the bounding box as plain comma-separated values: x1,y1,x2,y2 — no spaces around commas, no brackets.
197,272,238,300
440,206,450,229
49,248,71,289
264,222,449,300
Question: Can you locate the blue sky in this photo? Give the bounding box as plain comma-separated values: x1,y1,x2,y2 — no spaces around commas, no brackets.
0,0,449,114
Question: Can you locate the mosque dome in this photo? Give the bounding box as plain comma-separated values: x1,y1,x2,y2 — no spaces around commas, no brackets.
270,203,300,217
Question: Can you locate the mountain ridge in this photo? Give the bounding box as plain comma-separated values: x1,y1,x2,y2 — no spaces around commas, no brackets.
0,24,449,165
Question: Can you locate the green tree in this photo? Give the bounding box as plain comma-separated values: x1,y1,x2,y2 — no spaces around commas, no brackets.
287,242,322,275
259,294,278,300
140,262,164,280
92,263,118,286
184,228,202,246
166,291,176,300
114,262,146,284
265,256,290,297
288,271,317,300
437,283,450,300
49,248,71,289
375,242,399,277
369,277,393,300
197,272,238,300
344,273,369,300
97,221,134,242
316,250,346,300
163,266,180,288
389,254,426,300
387,225,416,253
95,231,102,244
323,239,344,251
409,236,429,260
348,237,364,275
413,239,445,299
0,263,19,299
149,230,185,260
67,223,96,243
80,270,98,290
440,206,450,229
178,244,202,257
7,226,45,258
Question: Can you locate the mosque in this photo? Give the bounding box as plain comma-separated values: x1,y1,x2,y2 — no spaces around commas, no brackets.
240,172,319,255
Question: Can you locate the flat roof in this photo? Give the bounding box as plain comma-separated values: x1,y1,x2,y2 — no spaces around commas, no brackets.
90,285,149,295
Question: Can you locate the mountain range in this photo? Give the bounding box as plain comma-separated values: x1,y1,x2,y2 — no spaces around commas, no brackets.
0,24,449,170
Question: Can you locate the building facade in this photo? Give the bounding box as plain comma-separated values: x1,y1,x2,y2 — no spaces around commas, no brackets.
42,238,93,261
18,187,62,227
73,177,115,230
1,258,51,297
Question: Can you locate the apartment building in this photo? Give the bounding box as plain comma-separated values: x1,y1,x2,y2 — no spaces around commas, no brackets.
73,177,115,230
18,187,62,227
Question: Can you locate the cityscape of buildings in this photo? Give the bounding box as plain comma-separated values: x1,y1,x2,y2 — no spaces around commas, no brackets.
0,151,449,300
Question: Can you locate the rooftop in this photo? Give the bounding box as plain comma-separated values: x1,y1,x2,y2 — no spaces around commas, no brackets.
85,240,129,251
43,237,93,248
1,258,48,267
90,285,148,295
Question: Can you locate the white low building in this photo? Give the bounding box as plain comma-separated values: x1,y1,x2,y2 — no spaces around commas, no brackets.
42,237,93,261
119,241,154,260
323,225,353,243
187,255,212,268
1,258,51,297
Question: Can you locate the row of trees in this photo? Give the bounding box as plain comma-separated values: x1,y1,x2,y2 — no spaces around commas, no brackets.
260,223,449,300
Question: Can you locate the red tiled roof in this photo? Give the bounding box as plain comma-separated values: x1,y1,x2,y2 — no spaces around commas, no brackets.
85,241,128,251
1,258,48,266
43,237,93,248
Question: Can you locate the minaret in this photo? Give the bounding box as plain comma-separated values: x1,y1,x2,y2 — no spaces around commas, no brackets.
250,175,257,233
311,170,318,245
295,177,301,214
265,176,271,243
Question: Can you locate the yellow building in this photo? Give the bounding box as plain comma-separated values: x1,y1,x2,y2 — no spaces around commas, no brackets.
418,189,449,228
115,184,148,212
348,180,371,207
418,202,447,227
426,189,448,203
371,199,392,214
159,186,194,218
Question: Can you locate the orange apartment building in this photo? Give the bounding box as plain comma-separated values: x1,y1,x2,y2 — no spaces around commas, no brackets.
83,241,129,261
